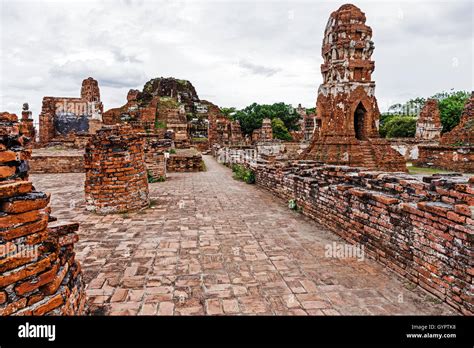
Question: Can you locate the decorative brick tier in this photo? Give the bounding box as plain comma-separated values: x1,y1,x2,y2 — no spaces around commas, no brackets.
248,158,473,314
415,145,474,173
0,112,86,316
84,125,149,214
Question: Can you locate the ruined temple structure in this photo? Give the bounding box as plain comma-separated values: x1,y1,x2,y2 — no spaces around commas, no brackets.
0,112,86,315
103,77,197,147
415,99,442,140
84,125,149,214
415,92,474,172
103,77,244,151
39,77,103,147
252,118,273,143
301,4,407,172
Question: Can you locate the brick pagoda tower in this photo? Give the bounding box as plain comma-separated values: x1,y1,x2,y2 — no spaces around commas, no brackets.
415,99,442,140
302,4,406,172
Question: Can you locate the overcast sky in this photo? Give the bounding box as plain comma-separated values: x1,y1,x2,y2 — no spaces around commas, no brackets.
0,0,472,122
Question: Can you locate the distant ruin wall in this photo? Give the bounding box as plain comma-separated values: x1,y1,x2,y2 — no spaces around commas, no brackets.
29,155,84,174
387,138,438,161
415,145,474,173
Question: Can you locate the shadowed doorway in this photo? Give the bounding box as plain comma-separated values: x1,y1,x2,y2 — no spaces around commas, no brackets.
354,102,367,140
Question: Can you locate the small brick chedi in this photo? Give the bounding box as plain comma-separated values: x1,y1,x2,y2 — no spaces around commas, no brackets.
0,112,86,315
252,118,273,143
302,4,406,172
84,125,150,214
415,99,443,140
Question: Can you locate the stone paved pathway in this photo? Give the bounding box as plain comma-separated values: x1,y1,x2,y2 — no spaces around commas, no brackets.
31,155,456,315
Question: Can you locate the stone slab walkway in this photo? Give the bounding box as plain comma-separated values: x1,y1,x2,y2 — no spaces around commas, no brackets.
31,155,456,315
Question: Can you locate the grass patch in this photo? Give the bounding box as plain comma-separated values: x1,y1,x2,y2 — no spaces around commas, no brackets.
154,120,167,129
407,163,453,175
147,170,166,183
231,164,255,184
288,199,302,213
200,160,207,172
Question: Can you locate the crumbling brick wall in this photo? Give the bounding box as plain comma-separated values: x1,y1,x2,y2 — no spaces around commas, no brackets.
84,125,149,214
142,134,171,181
249,158,473,314
415,146,474,173
415,92,474,173
0,112,86,315
167,150,204,172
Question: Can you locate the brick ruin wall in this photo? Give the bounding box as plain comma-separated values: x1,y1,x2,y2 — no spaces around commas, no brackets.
245,158,473,314
84,125,149,214
0,112,86,315
414,92,474,173
29,155,84,174
167,152,204,172
415,146,474,173
387,138,438,161
142,134,171,181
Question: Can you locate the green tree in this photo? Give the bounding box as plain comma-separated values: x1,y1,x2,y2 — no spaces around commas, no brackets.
306,107,316,115
381,116,417,138
230,102,301,136
220,107,236,119
431,90,470,133
271,118,292,141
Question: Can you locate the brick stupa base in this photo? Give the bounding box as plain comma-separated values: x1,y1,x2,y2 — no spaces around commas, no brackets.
303,137,408,172
84,124,149,214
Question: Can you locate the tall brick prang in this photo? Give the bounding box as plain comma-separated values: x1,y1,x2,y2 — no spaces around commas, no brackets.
84,125,150,214
0,112,86,316
302,4,407,172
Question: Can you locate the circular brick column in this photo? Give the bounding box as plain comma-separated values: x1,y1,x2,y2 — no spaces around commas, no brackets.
84,125,149,214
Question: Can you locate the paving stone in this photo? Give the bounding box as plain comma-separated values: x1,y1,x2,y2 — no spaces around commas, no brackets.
31,156,457,316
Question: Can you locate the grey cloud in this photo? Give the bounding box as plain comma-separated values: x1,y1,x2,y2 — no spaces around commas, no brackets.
49,60,146,88
238,60,282,77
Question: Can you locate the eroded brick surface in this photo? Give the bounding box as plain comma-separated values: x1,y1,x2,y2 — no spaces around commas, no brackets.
31,156,456,315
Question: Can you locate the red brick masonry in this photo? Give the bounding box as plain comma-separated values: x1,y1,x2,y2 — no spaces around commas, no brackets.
84,125,150,214
249,158,473,314
0,112,86,315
